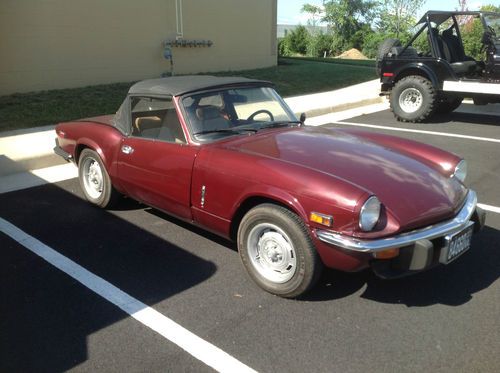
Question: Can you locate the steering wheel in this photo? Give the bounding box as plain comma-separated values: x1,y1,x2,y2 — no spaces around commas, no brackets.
247,109,274,122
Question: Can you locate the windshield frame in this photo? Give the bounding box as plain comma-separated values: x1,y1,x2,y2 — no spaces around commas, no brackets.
483,13,500,38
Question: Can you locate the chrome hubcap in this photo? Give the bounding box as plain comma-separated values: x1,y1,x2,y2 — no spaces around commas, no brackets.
399,88,423,113
247,223,297,284
82,158,103,199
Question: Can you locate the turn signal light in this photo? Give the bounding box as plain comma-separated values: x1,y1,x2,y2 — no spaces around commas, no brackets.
310,212,333,227
374,248,400,259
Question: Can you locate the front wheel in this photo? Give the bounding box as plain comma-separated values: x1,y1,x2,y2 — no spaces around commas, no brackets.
390,75,437,122
78,148,120,208
237,204,323,298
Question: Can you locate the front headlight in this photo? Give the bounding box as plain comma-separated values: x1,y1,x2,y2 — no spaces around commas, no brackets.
453,159,467,183
359,196,381,232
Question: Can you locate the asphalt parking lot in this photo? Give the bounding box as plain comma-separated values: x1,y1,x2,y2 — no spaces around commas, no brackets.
1,103,499,372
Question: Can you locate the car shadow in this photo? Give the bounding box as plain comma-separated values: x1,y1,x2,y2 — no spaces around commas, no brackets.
304,225,500,307
0,178,217,372
428,111,500,126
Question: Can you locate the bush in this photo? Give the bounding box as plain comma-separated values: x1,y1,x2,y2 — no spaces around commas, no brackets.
361,32,389,59
462,19,485,61
278,38,293,57
307,32,335,57
349,24,373,51
289,25,310,55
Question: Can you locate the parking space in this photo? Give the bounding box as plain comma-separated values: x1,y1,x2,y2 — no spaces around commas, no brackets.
1,104,499,372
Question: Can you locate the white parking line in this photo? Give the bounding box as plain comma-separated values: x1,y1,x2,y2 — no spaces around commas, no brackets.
0,217,257,373
328,121,500,144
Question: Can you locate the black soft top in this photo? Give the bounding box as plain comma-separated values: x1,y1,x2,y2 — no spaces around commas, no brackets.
417,10,498,25
128,75,273,96
416,11,480,25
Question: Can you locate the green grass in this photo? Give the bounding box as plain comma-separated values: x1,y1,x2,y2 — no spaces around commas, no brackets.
0,59,377,132
281,56,376,68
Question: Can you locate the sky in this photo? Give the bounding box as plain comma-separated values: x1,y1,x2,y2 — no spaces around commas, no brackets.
277,0,495,25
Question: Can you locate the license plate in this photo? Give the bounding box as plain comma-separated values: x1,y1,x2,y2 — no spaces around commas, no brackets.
440,222,474,264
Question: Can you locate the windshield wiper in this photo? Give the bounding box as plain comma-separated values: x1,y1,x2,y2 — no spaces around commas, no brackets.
258,121,301,129
193,128,257,136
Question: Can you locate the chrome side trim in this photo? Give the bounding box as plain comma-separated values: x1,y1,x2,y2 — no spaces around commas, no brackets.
316,190,477,253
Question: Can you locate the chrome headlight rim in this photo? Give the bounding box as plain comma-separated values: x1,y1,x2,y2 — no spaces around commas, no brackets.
453,159,467,183
359,196,381,232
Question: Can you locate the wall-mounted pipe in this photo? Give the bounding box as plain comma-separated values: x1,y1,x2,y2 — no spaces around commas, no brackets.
175,0,183,39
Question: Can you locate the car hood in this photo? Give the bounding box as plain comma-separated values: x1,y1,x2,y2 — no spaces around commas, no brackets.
223,126,467,230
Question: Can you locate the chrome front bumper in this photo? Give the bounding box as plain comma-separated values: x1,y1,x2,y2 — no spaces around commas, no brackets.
316,190,482,254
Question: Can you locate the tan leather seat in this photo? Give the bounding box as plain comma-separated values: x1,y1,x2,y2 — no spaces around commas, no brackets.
135,116,161,138
195,106,230,132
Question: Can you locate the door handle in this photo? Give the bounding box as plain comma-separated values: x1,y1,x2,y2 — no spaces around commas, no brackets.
121,145,134,154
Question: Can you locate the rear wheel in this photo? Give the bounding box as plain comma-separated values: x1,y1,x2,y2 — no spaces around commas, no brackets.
237,204,323,298
78,149,120,208
390,75,437,122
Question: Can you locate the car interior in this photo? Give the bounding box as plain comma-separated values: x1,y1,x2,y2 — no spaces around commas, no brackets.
429,25,479,75
132,108,186,144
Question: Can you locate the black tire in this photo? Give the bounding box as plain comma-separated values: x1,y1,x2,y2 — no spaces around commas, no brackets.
78,149,120,208
237,204,323,298
390,75,437,122
435,96,463,114
376,38,401,77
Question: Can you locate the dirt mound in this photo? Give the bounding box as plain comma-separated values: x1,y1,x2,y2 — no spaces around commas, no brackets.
336,48,368,60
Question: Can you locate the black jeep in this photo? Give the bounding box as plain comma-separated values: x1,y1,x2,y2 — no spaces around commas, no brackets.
378,11,499,122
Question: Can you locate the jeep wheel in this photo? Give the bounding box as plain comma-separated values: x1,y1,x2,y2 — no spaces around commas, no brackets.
435,96,463,114
390,76,437,122
376,38,401,77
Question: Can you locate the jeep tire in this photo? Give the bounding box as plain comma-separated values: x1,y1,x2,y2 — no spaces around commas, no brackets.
390,75,437,122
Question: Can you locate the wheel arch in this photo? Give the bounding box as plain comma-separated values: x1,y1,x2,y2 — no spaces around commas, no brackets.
394,64,439,89
75,139,106,165
229,194,307,242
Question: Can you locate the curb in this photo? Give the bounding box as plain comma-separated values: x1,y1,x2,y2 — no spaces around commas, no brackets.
299,97,383,119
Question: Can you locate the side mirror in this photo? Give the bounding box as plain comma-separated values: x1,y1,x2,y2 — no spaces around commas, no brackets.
299,112,306,125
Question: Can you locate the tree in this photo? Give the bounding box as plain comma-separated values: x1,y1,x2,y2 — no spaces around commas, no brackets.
480,4,500,12
461,4,500,60
318,0,378,50
377,0,425,39
301,4,323,27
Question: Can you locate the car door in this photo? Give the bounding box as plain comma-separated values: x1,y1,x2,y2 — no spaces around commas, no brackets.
117,96,198,219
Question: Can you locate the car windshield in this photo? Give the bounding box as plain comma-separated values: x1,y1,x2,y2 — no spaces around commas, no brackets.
181,86,298,142
484,14,500,37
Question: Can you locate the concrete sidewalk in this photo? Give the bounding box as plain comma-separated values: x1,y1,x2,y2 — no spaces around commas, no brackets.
286,79,382,118
0,79,382,179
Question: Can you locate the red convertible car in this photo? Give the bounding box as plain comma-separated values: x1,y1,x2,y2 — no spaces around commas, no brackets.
54,76,485,297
